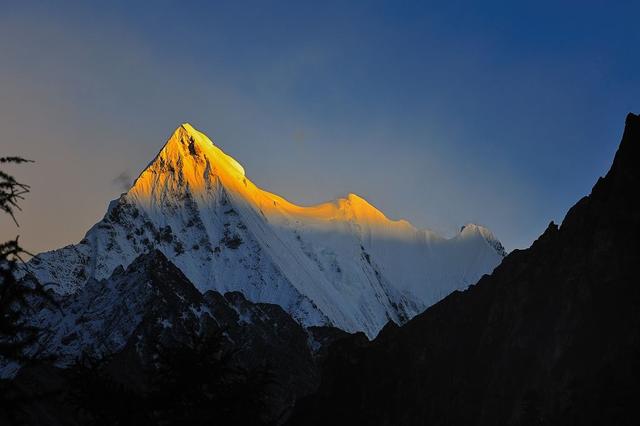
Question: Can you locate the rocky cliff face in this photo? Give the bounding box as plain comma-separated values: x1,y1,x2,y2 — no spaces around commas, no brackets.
288,114,640,426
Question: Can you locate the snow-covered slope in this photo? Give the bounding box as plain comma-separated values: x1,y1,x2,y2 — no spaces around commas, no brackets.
26,124,505,337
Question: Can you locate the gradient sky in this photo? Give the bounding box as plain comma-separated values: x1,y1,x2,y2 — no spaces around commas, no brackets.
1,0,639,254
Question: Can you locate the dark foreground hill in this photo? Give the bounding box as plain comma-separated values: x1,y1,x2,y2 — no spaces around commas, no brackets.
289,114,640,426
2,250,347,425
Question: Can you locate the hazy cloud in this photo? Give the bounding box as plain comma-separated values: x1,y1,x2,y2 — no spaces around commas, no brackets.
112,172,132,192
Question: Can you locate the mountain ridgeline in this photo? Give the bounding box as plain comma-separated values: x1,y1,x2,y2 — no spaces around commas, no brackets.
26,123,504,338
288,114,640,425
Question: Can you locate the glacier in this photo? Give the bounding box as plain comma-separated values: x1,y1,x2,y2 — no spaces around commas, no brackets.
25,123,505,338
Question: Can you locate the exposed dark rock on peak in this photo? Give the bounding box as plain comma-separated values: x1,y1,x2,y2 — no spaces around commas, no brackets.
126,248,204,300
288,114,640,426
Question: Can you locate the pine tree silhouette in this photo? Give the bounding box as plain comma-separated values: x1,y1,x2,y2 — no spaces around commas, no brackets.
67,352,153,426
148,327,274,425
67,328,275,425
0,157,41,424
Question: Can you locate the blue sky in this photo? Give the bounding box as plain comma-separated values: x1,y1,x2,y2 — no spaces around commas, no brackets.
1,0,638,253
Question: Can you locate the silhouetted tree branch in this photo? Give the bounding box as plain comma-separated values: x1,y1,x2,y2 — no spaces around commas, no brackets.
0,157,33,226
0,156,54,425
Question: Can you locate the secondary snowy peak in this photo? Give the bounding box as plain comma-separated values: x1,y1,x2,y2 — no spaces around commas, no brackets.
458,223,507,257
27,123,505,338
334,193,410,228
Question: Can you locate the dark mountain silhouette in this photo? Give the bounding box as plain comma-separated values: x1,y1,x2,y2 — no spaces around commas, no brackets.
288,114,640,425
6,250,347,425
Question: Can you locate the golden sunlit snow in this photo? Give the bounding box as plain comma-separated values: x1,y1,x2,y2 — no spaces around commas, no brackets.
131,123,416,238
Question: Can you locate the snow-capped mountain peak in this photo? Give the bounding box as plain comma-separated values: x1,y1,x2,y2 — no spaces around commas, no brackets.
130,123,245,199
27,123,505,337
458,223,507,257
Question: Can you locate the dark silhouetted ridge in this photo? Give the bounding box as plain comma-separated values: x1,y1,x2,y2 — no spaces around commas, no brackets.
288,113,640,426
